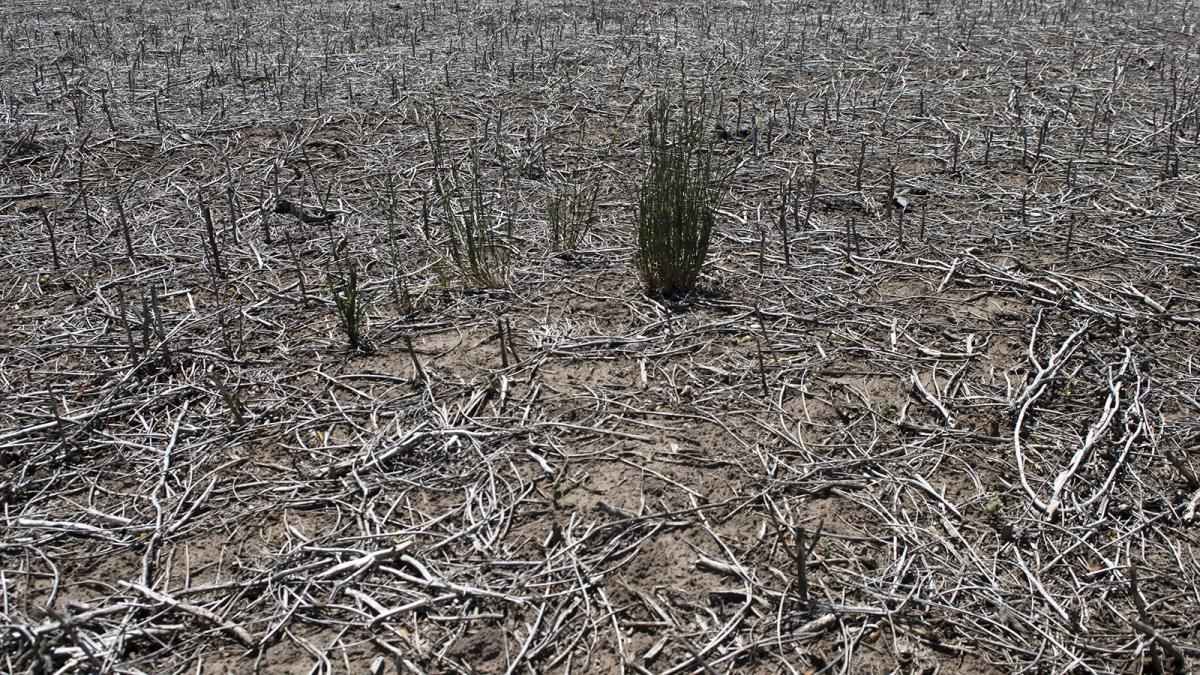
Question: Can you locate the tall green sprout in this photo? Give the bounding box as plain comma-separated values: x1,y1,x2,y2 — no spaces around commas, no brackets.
329,265,369,350
636,94,722,297
548,181,598,254
427,116,510,288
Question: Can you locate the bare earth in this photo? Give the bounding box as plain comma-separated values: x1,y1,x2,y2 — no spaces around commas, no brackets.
3,0,1200,673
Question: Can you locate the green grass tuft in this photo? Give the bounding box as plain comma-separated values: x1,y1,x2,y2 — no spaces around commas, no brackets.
428,116,511,288
548,180,598,255
635,94,724,298
329,265,369,350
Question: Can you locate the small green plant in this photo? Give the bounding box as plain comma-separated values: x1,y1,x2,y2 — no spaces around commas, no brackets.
209,377,247,427
427,116,511,288
548,181,598,254
375,173,416,315
390,275,413,314
434,258,453,291
329,265,370,350
635,93,724,297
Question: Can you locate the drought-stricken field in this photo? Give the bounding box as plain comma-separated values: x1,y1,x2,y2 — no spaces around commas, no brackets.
3,0,1200,672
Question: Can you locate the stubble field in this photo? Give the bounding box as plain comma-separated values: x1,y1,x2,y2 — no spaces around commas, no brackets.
3,0,1200,672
